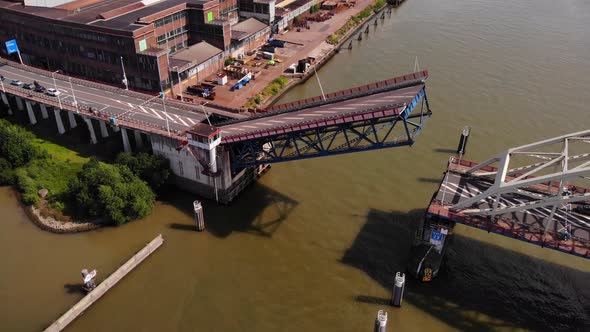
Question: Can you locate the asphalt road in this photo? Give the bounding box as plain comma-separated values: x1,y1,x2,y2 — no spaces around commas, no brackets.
220,84,424,137
0,63,207,132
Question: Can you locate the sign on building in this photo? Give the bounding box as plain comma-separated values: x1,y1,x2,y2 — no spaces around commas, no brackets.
5,39,19,54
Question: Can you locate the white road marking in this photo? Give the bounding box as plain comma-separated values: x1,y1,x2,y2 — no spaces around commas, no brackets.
173,114,188,126
284,117,303,120
331,107,355,110
269,120,285,123
149,108,164,119
301,113,323,117
315,110,337,114
186,117,196,125
163,112,178,123
242,125,258,129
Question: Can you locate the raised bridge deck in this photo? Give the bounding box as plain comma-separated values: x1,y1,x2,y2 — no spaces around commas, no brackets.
427,158,590,258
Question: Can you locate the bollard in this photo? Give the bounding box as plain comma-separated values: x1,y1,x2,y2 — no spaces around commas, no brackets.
193,200,205,231
391,272,405,307
457,126,471,155
365,25,370,34
348,41,353,50
357,33,363,41
374,310,388,332
374,19,378,26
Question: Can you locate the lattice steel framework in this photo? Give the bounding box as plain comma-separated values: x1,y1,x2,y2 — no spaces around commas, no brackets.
451,130,590,230
226,87,431,169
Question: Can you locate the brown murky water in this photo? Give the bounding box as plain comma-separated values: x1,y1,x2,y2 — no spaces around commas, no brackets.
1,0,589,331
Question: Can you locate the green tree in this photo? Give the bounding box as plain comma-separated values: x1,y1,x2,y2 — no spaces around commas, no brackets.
69,158,155,225
0,119,44,167
115,152,170,190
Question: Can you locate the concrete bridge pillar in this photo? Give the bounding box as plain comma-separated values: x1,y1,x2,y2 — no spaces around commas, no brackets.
99,120,109,138
40,104,49,119
15,96,24,111
83,117,98,144
53,109,65,134
1,92,12,115
133,130,143,149
67,111,78,129
25,100,37,125
111,125,120,132
121,128,131,153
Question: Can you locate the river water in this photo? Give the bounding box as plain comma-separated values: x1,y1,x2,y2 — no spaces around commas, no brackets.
1,0,590,331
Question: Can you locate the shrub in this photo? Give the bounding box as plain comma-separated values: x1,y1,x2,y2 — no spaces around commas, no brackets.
69,158,155,225
115,152,171,191
0,119,44,167
0,158,15,185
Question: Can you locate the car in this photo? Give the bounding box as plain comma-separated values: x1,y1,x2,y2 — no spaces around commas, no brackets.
10,79,22,86
23,83,34,90
46,88,60,97
34,85,46,93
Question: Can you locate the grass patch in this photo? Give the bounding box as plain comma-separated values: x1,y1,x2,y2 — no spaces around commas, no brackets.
244,76,290,109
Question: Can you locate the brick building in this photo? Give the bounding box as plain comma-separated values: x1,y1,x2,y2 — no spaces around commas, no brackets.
0,0,270,92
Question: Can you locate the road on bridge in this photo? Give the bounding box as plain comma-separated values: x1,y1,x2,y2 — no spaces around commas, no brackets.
0,63,215,132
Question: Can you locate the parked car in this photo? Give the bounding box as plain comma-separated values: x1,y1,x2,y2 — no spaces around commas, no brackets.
10,79,22,86
46,88,60,97
23,83,34,90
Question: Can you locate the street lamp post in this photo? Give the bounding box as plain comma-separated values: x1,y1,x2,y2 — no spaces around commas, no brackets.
68,77,79,113
155,55,171,136
174,66,184,102
200,102,211,125
52,70,63,110
120,56,129,90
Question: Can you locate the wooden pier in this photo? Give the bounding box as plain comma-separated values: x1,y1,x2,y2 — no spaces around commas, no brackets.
44,234,165,332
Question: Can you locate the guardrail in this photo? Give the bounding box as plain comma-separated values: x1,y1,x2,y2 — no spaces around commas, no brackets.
2,83,184,140
1,58,244,120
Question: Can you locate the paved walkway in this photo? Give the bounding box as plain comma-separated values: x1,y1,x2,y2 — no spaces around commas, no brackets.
212,0,377,109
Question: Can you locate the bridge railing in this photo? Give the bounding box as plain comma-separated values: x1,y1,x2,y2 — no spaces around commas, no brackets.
263,70,429,113
427,202,590,258
2,83,183,140
0,58,243,119
222,103,408,144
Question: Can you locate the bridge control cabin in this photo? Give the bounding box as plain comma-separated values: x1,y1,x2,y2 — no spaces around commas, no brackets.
186,123,221,149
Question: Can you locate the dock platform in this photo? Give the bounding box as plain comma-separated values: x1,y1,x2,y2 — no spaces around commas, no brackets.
44,234,164,332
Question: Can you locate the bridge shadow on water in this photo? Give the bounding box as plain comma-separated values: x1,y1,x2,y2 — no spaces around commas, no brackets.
342,209,590,331
163,182,298,238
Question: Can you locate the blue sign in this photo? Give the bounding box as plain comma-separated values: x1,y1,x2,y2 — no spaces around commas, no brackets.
5,39,19,55
431,231,443,242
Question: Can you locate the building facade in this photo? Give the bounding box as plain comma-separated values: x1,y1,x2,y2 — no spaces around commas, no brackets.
0,0,269,92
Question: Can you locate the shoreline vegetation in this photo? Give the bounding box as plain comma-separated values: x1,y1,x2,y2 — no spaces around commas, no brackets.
327,0,387,45
0,119,170,233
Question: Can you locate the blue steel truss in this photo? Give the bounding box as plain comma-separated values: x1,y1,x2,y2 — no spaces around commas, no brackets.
226,87,432,169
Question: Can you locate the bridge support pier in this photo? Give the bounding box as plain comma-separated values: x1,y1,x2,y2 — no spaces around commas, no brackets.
1,92,12,115
53,109,65,134
121,128,131,153
40,104,49,119
99,120,109,138
134,130,143,149
67,111,77,129
111,125,120,132
84,117,98,144
15,96,24,111
25,101,37,125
